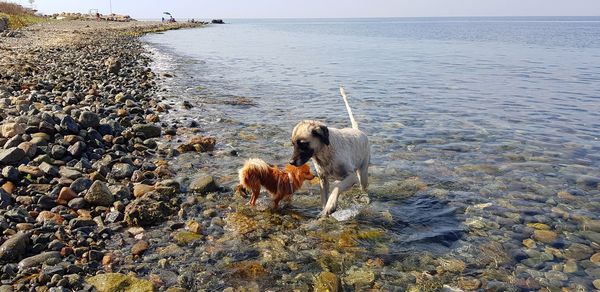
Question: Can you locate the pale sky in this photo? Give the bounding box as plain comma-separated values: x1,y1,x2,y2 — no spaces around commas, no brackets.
11,0,600,19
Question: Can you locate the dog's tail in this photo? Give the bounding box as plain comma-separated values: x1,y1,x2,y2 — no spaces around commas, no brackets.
238,158,270,187
340,86,359,130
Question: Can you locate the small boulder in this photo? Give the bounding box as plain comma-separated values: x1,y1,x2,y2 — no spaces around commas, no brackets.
132,124,161,138
85,181,114,206
1,122,26,138
124,192,178,227
17,251,61,269
0,147,25,165
56,187,77,205
78,111,100,128
189,175,218,194
133,184,154,198
0,232,30,262
38,162,59,177
131,240,149,256
111,163,135,179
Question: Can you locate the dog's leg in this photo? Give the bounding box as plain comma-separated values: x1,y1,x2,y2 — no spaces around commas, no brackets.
357,163,369,191
321,174,358,217
250,187,260,206
319,176,330,208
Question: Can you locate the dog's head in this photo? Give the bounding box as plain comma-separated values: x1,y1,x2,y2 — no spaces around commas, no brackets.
285,163,316,181
289,120,329,166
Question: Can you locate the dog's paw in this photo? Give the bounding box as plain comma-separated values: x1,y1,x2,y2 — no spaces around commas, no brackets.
319,206,337,218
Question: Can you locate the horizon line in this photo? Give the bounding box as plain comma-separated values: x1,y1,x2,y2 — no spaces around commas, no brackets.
137,15,600,20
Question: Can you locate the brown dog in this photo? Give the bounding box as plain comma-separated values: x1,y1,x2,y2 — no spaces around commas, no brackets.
237,158,315,209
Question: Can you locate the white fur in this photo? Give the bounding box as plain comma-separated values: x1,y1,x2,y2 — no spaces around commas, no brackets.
291,86,370,217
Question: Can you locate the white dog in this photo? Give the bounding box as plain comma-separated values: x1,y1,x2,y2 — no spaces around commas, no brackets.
289,87,370,217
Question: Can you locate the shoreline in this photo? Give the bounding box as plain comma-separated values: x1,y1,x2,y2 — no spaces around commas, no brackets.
0,20,210,291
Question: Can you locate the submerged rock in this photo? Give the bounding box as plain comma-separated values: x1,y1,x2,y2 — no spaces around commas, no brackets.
86,273,154,292
314,271,340,292
533,230,557,244
172,231,201,245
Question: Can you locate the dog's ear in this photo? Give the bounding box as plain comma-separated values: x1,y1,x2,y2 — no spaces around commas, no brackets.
311,125,329,146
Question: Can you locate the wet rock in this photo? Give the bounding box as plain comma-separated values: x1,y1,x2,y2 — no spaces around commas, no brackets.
186,220,202,234
132,124,161,138
131,240,149,256
331,206,361,221
0,147,25,165
172,231,201,245
225,212,257,235
533,230,557,244
0,232,30,262
85,181,114,206
344,266,375,287
124,192,178,227
86,273,153,292
437,258,466,273
228,261,267,279
593,279,600,290
189,175,218,194
314,271,340,292
17,251,61,269
177,136,216,153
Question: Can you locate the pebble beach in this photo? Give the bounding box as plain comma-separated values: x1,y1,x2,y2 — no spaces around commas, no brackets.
1,18,600,292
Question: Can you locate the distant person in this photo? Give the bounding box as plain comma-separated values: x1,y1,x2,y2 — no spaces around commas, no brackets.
96,12,100,21
161,17,164,22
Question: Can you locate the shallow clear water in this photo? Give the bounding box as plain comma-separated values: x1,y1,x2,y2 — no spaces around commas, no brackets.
141,17,600,290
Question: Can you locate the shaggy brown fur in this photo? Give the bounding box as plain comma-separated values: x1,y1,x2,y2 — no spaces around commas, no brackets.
237,158,315,209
